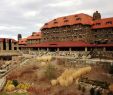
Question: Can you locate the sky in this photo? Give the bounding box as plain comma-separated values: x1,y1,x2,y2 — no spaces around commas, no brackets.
0,0,113,40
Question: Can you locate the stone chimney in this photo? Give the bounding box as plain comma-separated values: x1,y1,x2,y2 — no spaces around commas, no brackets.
18,34,22,41
93,11,101,20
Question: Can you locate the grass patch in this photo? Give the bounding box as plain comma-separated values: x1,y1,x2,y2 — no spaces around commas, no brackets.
0,92,28,95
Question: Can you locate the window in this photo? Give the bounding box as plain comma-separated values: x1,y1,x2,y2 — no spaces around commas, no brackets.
96,23,101,26
79,35,82,38
63,17,67,19
75,15,78,17
74,36,77,37
76,18,81,20
45,23,48,25
106,21,112,24
14,42,17,45
64,20,69,22
54,21,58,24
14,47,17,50
94,30,97,32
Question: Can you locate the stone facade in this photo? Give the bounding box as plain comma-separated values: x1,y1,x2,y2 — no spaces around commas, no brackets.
42,24,92,43
0,38,18,51
92,28,113,44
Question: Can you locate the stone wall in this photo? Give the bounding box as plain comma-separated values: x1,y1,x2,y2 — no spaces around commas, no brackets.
41,24,92,43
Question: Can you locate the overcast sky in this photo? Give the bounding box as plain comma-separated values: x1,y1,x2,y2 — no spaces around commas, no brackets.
0,0,113,40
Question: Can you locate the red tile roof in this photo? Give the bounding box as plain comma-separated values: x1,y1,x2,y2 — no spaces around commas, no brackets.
41,13,93,30
24,41,96,48
92,17,113,29
20,41,113,48
27,32,41,40
97,43,113,47
18,38,27,45
41,12,113,30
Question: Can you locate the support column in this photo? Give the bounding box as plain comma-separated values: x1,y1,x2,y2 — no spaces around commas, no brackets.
47,48,49,51
85,47,87,52
38,48,40,51
6,42,9,50
1,42,3,51
12,43,14,50
69,48,71,51
28,48,31,54
57,48,59,52
17,45,19,50
103,47,106,51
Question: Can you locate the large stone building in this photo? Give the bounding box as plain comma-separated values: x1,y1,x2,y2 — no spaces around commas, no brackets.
19,11,113,52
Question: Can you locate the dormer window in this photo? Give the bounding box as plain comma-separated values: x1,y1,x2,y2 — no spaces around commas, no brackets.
45,23,48,25
54,21,58,24
96,23,101,26
36,34,39,36
32,32,36,36
54,19,56,21
63,17,67,19
76,18,81,20
64,20,69,22
75,15,78,17
106,21,112,24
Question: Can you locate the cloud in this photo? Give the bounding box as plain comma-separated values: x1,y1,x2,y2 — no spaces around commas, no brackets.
48,0,81,7
0,0,113,40
0,25,25,31
0,34,17,39
75,9,95,16
23,11,38,18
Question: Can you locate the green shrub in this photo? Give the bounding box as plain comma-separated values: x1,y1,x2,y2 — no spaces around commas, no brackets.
44,64,56,80
12,80,19,87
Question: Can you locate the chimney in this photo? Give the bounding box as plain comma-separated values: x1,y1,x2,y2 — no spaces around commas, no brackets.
93,11,101,20
18,34,22,41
